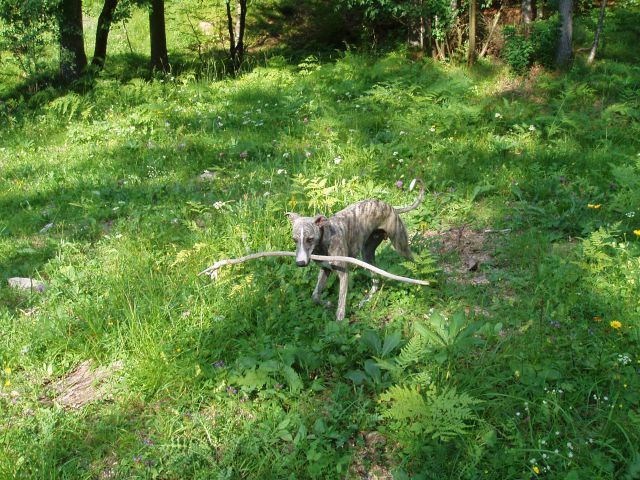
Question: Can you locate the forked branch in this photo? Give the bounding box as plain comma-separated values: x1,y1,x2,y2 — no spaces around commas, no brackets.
199,251,430,286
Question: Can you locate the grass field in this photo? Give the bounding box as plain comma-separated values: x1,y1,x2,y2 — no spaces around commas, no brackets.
1,4,640,479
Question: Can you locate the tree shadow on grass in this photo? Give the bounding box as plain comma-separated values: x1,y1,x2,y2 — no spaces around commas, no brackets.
2,42,640,477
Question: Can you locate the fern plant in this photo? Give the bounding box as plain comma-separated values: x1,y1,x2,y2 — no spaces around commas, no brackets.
379,384,481,441
291,175,340,213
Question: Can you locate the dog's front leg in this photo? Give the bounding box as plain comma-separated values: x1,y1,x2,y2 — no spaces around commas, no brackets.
335,270,349,321
312,268,332,307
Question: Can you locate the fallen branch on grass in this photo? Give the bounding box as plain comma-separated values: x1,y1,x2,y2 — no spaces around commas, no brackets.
199,251,430,286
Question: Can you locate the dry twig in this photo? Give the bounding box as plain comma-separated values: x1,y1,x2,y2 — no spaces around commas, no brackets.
199,251,430,286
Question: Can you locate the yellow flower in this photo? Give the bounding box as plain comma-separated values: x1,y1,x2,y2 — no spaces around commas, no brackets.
4,379,10,387
4,367,11,375
633,230,640,236
610,320,622,329
593,316,602,322
533,465,540,475
587,204,602,209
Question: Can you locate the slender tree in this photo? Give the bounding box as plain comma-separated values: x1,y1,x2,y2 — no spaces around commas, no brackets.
467,0,476,65
225,0,247,70
92,0,119,68
555,0,573,67
149,0,169,72
521,0,533,35
57,0,87,80
587,0,607,65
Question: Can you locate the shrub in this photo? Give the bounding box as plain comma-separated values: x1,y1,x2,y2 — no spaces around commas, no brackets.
0,0,57,81
502,25,534,75
502,16,560,74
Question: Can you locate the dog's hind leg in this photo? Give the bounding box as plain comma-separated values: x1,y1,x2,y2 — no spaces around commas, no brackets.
386,215,415,261
312,268,332,307
359,230,385,308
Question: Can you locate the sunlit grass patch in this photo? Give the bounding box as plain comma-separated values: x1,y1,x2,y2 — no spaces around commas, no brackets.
1,22,640,478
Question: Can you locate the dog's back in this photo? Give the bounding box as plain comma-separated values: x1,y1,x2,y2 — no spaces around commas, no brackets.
326,199,413,260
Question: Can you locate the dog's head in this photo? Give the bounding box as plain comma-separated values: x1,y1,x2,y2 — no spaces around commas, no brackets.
286,213,327,267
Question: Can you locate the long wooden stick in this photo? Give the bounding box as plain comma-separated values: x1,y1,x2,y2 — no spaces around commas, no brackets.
199,251,430,286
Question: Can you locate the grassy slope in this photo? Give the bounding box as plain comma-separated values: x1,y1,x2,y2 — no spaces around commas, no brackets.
1,5,640,480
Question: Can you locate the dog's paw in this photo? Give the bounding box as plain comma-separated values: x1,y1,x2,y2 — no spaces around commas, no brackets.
313,296,332,308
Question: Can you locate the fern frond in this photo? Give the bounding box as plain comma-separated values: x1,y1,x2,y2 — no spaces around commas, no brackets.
379,384,426,420
395,333,429,370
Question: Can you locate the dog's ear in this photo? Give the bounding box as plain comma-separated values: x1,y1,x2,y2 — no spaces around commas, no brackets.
285,212,300,223
313,215,327,226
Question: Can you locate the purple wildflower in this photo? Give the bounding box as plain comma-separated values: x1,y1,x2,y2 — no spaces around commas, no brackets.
395,180,403,189
133,455,143,463
226,386,238,395
142,437,154,446
214,360,225,368
239,151,248,159
559,175,566,183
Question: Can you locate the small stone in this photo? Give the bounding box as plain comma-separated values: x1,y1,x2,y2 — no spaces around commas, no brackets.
39,223,54,234
199,170,216,182
8,277,46,292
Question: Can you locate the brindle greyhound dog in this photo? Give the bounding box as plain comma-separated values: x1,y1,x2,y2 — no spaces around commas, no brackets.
286,179,424,320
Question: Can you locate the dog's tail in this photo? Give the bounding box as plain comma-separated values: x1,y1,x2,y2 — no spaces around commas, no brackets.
395,178,425,214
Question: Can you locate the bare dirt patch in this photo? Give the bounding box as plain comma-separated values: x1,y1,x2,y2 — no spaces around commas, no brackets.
349,431,393,479
425,226,505,285
42,360,123,409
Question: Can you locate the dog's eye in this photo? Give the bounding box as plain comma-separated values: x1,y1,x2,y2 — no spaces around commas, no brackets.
305,238,313,244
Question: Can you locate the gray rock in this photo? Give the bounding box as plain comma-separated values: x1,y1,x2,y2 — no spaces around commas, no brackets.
39,222,54,234
199,170,217,182
8,277,46,292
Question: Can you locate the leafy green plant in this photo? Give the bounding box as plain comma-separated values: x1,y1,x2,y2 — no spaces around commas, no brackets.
502,25,535,75
291,174,340,212
379,384,481,441
502,17,559,74
0,0,57,82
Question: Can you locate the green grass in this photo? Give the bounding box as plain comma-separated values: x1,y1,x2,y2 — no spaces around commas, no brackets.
1,5,640,479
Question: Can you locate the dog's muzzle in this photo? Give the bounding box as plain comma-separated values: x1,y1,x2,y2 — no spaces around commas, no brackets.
296,259,310,267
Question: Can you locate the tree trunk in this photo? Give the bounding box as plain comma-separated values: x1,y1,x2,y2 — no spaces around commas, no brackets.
555,0,573,68
225,0,236,61
587,0,607,65
467,0,477,66
536,0,544,19
149,0,169,72
425,15,434,57
225,0,247,70
236,0,247,65
92,0,118,68
521,0,533,35
58,0,87,81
